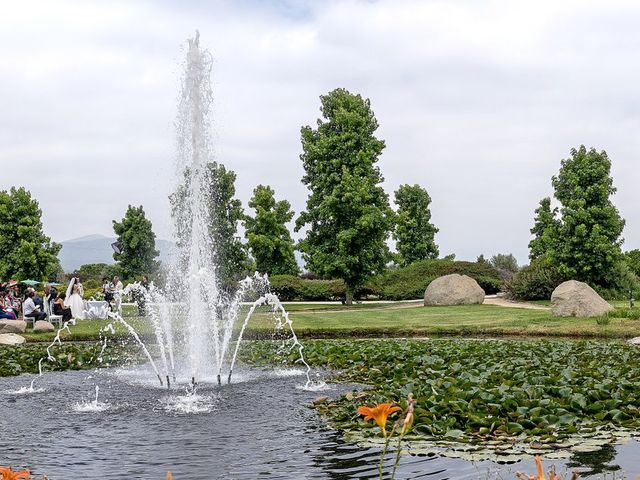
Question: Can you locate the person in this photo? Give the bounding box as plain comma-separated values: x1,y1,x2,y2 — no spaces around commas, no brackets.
112,276,123,315
102,277,114,311
7,285,21,314
44,284,58,306
23,291,46,322
0,291,17,319
137,276,149,316
64,277,85,320
53,293,73,322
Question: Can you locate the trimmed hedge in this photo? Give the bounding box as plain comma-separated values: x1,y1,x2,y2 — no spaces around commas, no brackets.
368,259,502,300
269,275,346,301
269,260,502,302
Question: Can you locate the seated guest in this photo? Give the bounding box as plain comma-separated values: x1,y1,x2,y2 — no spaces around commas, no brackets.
7,286,21,313
0,291,17,319
23,291,46,321
44,285,58,306
53,293,73,322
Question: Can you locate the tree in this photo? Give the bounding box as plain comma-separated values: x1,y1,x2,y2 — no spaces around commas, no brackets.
528,197,560,261
549,146,625,288
170,161,250,285
489,253,519,281
624,250,640,278
393,184,439,266
296,88,394,304
112,205,159,279
244,185,299,276
0,187,61,280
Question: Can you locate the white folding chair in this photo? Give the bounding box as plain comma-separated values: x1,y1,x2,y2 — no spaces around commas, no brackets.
44,300,63,327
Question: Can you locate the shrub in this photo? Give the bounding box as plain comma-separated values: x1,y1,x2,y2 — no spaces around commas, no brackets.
367,259,503,300
268,275,345,301
506,256,566,300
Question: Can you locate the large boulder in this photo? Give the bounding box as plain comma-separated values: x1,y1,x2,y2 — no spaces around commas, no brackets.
551,280,613,317
424,274,485,306
34,320,55,333
0,333,26,345
0,320,27,334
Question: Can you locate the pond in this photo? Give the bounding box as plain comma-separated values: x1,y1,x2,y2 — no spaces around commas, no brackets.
0,364,638,479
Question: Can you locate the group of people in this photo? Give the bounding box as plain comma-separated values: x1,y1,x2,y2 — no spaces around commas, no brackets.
0,282,76,323
0,275,151,325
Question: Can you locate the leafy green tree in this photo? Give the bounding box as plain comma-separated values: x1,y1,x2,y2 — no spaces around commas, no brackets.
550,146,625,288
244,185,298,276
393,184,439,266
624,250,640,278
296,88,394,304
490,253,519,281
77,263,120,280
528,197,560,261
0,187,61,280
170,161,250,285
112,205,159,279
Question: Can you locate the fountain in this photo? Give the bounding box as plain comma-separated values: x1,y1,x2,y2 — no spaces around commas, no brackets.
104,31,313,389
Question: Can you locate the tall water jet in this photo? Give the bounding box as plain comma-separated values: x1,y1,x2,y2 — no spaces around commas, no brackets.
171,30,222,383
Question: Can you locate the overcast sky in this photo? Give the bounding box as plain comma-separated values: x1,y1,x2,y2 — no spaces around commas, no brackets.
1,0,638,265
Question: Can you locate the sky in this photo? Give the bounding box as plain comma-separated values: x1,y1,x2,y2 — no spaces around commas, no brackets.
1,0,639,265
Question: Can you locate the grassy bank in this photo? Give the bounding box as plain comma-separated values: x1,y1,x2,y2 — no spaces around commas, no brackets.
16,301,640,343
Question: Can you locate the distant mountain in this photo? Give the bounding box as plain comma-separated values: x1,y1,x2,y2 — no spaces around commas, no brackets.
58,234,175,272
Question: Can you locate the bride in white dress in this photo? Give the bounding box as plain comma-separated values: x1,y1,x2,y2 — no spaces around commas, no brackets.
64,277,85,319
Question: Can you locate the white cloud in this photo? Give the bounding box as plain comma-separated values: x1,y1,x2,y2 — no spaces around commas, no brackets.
1,0,638,266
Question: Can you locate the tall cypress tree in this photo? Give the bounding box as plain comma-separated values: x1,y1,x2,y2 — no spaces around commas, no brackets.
112,205,159,279
528,197,560,261
393,184,439,266
550,146,625,288
244,185,298,276
296,88,393,304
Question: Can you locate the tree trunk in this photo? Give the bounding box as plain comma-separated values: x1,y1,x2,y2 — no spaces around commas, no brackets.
345,287,353,306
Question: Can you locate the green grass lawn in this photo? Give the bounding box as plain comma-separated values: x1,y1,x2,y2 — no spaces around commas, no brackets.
19,301,640,342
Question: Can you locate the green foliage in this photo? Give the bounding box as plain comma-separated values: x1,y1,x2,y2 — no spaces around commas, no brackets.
367,259,502,300
528,197,560,261
245,185,298,276
242,338,640,454
170,161,251,284
624,250,640,278
0,343,142,377
0,187,61,281
76,263,120,280
112,205,159,279
296,88,394,304
393,184,438,266
490,253,519,281
549,146,625,289
507,255,566,300
268,274,345,301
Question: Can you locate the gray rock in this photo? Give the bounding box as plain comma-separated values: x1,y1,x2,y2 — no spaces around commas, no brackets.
34,320,55,333
627,337,640,346
0,320,27,334
424,274,485,306
0,333,26,345
551,280,613,317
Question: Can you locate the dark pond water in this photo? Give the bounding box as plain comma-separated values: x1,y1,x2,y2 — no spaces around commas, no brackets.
0,367,638,479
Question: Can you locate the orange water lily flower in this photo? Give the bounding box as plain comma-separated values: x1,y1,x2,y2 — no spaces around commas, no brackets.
515,456,576,480
357,402,401,437
0,467,31,480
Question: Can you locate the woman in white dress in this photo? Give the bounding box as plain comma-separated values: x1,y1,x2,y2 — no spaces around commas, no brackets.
64,277,85,319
